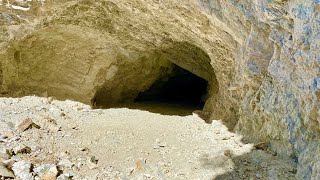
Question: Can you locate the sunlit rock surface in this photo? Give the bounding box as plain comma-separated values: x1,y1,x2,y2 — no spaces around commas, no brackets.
0,0,319,179
197,1,320,179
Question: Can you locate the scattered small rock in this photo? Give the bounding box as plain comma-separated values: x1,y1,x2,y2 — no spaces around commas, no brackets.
0,134,8,143
1,131,14,139
57,159,74,168
87,161,97,170
34,164,58,180
134,158,147,172
57,174,71,180
224,150,233,157
256,173,261,179
154,140,167,149
73,106,84,111
254,142,269,150
59,151,70,158
89,156,98,164
80,147,89,152
127,167,135,176
68,123,79,130
2,159,16,169
61,171,75,179
13,144,32,154
0,148,13,160
16,118,40,132
38,117,61,132
222,137,230,140
47,97,54,104
0,163,15,178
143,173,153,179
158,142,167,148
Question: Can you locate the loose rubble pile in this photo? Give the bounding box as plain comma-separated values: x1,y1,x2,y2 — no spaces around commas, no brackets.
0,99,83,180
0,96,296,179
0,96,93,180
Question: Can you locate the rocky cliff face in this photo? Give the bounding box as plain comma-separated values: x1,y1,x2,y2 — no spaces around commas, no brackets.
0,0,319,179
198,1,320,179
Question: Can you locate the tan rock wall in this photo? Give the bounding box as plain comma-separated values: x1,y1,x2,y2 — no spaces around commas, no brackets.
198,0,320,179
1,0,239,123
1,0,319,178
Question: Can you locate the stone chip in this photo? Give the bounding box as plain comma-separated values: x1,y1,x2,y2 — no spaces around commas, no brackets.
0,163,15,178
16,118,40,132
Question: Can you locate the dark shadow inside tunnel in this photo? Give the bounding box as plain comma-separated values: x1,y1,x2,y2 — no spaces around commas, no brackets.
91,42,217,117
135,64,208,108
95,64,210,116
127,64,209,116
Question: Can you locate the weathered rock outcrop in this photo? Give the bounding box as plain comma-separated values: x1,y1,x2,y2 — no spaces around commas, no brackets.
0,0,319,179
197,1,320,179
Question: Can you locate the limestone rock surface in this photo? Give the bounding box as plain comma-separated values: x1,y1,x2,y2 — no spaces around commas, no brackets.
0,0,319,179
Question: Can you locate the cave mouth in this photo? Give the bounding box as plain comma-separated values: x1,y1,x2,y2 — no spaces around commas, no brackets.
134,64,208,109
91,42,216,116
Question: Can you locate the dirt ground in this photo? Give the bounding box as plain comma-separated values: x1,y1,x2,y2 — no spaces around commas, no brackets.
0,96,296,179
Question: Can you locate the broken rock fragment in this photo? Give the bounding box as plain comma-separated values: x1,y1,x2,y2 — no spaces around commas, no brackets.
12,160,34,180
224,150,233,157
16,118,40,132
38,117,61,132
2,159,16,169
0,163,15,179
254,142,269,150
13,144,32,154
47,97,54,104
0,148,13,160
87,156,99,170
34,164,59,180
0,134,8,143
56,171,75,180
57,159,74,169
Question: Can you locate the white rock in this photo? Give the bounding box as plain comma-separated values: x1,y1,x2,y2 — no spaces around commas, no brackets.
34,164,58,179
58,159,74,168
57,174,71,180
0,134,8,143
47,97,54,104
144,174,153,179
12,161,34,180
87,161,97,170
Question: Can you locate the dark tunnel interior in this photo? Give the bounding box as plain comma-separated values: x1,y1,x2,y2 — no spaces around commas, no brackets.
135,64,208,109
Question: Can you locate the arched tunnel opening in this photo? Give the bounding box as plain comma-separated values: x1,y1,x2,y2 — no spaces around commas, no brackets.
91,42,218,116
134,64,208,109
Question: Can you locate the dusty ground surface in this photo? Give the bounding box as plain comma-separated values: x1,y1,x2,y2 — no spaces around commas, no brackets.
0,96,296,179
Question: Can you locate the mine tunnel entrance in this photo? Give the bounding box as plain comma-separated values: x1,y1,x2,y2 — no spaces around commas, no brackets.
135,64,208,109
92,42,216,116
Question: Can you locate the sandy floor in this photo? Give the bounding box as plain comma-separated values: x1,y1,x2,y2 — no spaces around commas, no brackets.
0,96,296,179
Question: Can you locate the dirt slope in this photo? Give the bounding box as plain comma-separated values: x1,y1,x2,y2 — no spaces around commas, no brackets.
0,96,296,179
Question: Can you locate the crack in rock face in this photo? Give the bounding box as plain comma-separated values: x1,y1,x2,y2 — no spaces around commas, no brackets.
0,0,319,179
